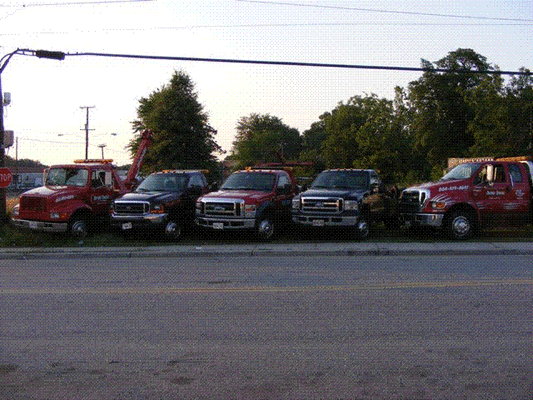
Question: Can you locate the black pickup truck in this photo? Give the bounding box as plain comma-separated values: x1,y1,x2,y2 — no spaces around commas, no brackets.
291,169,398,239
111,170,209,240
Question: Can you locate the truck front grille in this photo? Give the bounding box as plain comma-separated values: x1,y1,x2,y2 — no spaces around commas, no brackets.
114,201,149,215
203,200,243,217
399,190,423,213
301,197,343,214
20,196,47,212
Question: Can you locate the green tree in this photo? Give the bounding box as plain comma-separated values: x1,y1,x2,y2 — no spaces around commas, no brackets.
230,113,301,168
319,94,409,183
405,49,499,179
299,115,329,170
128,70,221,174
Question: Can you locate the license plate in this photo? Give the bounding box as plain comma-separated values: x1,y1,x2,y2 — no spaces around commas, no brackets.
29,221,38,229
122,222,133,230
213,222,224,230
312,219,325,227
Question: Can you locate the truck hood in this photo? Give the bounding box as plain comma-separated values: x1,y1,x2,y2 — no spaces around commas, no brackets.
407,179,470,193
116,191,182,203
300,188,366,200
20,185,81,201
202,190,271,204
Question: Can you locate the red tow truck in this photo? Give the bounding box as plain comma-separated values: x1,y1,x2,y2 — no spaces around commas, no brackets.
11,130,152,237
195,164,300,240
399,156,533,239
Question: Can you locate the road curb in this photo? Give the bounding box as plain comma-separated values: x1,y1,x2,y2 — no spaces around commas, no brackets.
1,242,532,260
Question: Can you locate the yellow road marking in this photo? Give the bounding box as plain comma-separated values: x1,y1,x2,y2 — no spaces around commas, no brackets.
1,279,533,294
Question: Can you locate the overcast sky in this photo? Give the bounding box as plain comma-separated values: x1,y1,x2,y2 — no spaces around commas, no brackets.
1,0,532,166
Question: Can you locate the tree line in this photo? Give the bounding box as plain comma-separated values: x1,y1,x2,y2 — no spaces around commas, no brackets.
129,48,532,185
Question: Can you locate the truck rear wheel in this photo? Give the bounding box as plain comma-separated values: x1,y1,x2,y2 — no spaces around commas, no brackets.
446,210,474,240
256,218,275,241
69,216,89,238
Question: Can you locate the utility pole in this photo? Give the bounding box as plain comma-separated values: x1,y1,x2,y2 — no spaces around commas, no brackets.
80,106,95,160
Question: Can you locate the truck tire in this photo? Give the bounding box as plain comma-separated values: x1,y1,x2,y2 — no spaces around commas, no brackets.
165,221,182,241
256,218,275,241
446,210,474,240
356,217,370,240
69,215,89,238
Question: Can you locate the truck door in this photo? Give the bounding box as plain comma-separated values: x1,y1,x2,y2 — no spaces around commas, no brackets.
365,171,386,220
505,163,531,226
472,163,515,228
274,174,293,221
89,169,114,215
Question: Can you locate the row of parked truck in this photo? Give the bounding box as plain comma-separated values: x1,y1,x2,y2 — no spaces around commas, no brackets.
10,131,533,241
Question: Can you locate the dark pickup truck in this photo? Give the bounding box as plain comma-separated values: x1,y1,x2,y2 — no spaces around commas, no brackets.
291,169,398,239
111,170,209,240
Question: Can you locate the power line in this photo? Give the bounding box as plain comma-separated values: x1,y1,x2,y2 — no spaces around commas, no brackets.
1,21,531,36
64,51,531,76
0,0,154,7
237,0,533,23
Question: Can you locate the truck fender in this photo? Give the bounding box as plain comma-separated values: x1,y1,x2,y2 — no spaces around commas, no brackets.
256,201,273,218
54,201,93,220
443,203,479,239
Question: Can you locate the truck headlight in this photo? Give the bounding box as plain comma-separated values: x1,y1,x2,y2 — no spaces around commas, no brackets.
50,212,60,219
244,204,256,218
151,204,165,214
429,201,446,210
195,201,204,215
292,198,300,210
344,200,359,211
13,204,19,216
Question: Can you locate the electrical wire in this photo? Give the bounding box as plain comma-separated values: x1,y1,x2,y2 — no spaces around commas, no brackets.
237,0,533,23
0,0,154,7
66,51,531,76
1,21,531,36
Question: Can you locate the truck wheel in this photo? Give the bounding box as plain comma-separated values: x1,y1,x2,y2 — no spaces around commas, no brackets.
356,217,370,240
165,221,182,241
256,218,275,241
446,210,474,240
69,216,89,238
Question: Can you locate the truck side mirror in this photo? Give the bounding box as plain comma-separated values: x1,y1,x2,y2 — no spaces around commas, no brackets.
43,169,49,185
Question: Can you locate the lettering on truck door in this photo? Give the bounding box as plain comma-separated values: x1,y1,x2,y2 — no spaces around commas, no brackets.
472,163,517,228
90,170,114,215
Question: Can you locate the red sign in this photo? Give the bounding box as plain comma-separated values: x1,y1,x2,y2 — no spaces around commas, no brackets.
0,167,13,188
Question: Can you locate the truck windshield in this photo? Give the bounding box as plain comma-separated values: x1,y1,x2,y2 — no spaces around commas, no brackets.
311,171,369,190
221,172,276,191
135,174,188,192
46,168,89,187
441,163,481,181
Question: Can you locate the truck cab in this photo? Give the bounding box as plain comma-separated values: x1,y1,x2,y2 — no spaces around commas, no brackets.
11,129,153,237
111,170,209,240
12,160,126,236
291,169,398,239
400,159,533,239
195,167,297,240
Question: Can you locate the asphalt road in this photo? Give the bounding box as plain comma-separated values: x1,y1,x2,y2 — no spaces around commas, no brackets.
1,254,533,399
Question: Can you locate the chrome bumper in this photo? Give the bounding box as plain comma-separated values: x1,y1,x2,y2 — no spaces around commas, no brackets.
401,213,444,228
11,218,68,233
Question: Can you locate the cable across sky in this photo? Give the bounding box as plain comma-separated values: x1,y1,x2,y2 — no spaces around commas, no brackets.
64,51,531,76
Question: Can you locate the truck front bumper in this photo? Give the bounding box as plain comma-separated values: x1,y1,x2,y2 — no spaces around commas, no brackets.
196,217,256,230
292,214,359,227
111,213,168,231
401,213,444,228
11,218,68,233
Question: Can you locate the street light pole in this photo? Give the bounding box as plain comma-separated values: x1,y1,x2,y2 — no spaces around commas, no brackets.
0,49,65,226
